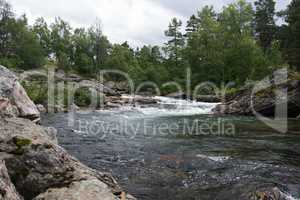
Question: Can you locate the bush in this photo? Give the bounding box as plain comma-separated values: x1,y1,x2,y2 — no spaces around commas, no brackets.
22,80,48,104
74,87,105,108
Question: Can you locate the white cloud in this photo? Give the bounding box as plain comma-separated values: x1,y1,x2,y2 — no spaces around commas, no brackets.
7,0,290,47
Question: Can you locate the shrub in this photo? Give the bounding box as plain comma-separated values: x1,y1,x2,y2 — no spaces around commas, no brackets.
74,87,105,108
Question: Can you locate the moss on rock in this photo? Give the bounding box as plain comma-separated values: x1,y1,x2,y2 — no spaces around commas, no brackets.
12,136,32,149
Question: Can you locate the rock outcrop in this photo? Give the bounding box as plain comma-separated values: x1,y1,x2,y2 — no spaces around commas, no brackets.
19,69,119,97
166,92,186,99
214,72,300,118
0,66,40,122
0,117,128,200
251,187,294,200
0,66,135,200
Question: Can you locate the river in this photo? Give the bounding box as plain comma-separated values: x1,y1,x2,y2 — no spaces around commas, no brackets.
42,97,300,200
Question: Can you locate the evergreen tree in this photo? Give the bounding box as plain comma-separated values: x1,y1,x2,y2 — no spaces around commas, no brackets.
0,0,14,57
88,21,110,69
285,0,300,70
254,0,276,53
185,14,199,37
164,18,184,71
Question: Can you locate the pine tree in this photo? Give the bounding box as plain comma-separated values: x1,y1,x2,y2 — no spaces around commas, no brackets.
254,0,276,53
0,0,14,57
164,18,184,71
285,0,300,70
185,15,199,37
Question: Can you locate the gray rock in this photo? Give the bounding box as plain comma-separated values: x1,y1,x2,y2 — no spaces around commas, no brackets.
252,187,290,200
0,98,19,118
104,81,129,93
0,118,57,147
121,95,158,105
33,179,116,200
214,79,300,118
0,117,128,200
36,104,46,113
166,92,186,99
0,65,40,122
79,80,118,96
19,70,47,82
106,102,122,109
43,127,58,144
0,160,23,200
195,95,221,103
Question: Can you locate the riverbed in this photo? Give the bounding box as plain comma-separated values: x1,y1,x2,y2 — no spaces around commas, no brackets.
42,97,300,200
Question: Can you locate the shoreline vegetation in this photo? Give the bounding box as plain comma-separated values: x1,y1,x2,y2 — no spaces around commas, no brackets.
0,0,299,91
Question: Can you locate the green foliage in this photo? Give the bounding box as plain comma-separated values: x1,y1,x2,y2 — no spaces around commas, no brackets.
33,17,52,56
105,44,145,83
12,136,31,155
74,87,105,108
136,45,169,85
88,21,111,68
22,80,48,104
16,27,45,69
184,1,274,86
0,0,295,92
164,17,185,78
292,72,300,80
12,136,32,148
0,2,45,69
254,0,276,52
282,0,300,71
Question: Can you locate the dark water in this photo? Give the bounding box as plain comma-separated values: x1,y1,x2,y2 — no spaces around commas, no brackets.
42,108,300,200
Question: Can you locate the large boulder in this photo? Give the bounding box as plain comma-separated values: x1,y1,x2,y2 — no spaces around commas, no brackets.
0,117,130,200
33,179,116,200
79,80,119,96
166,92,186,99
0,66,40,122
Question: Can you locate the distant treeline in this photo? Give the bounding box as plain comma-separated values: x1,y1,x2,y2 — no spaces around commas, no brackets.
0,0,299,88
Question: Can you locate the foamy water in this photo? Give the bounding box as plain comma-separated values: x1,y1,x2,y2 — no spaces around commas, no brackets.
100,96,220,118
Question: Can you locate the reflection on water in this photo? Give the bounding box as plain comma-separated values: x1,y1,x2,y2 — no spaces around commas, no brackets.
42,100,300,200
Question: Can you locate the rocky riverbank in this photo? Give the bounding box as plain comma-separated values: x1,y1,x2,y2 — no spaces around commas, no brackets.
214,70,300,118
18,67,160,113
0,65,135,200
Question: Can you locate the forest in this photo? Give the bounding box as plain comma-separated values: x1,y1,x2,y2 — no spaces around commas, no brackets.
0,0,299,90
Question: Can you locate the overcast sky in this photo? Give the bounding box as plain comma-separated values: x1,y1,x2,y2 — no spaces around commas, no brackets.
8,0,291,47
